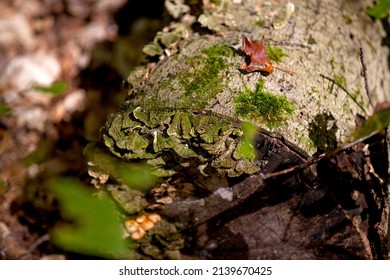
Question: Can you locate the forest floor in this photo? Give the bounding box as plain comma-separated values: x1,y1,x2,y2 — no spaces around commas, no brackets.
0,0,166,259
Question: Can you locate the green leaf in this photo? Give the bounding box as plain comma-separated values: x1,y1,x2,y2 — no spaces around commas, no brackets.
366,0,390,19
49,178,128,258
34,81,68,95
0,102,12,116
22,139,54,165
85,144,157,192
352,105,390,140
237,122,257,160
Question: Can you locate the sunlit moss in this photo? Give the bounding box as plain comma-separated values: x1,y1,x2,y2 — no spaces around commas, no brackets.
307,36,316,45
265,45,287,63
179,44,234,108
210,0,222,5
234,80,295,128
333,74,347,87
255,20,265,27
310,86,319,94
342,15,353,24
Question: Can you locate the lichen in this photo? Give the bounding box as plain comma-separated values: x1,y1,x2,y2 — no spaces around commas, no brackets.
103,107,260,177
234,80,295,128
106,184,148,215
138,219,184,259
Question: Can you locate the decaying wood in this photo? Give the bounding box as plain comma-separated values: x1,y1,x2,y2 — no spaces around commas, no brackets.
162,130,388,259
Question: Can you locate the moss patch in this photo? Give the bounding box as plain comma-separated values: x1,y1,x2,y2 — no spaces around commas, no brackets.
342,15,353,24
307,36,316,45
333,74,346,87
255,20,265,27
234,80,295,128
210,0,222,6
179,44,234,108
265,45,287,63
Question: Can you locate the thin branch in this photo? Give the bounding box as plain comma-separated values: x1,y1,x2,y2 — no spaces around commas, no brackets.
359,47,374,109
28,234,50,253
259,130,379,180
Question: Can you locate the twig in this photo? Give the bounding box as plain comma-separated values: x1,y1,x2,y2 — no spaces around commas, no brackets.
259,130,378,180
28,234,50,253
273,65,296,75
359,47,374,109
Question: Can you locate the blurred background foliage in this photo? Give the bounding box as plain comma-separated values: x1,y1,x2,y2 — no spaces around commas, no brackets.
366,0,390,19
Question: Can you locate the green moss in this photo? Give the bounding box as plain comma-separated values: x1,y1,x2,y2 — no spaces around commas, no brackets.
234,80,295,128
310,86,319,94
328,58,345,72
265,45,287,63
342,15,353,24
352,88,361,99
210,0,222,6
159,76,175,91
328,58,336,69
179,44,234,108
307,36,316,45
255,20,265,27
333,74,347,87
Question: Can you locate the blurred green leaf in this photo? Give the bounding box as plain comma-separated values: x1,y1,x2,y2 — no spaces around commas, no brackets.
35,81,68,95
366,0,390,19
0,102,12,116
237,122,257,159
0,176,5,193
85,144,157,192
352,105,390,140
22,139,54,165
49,178,128,258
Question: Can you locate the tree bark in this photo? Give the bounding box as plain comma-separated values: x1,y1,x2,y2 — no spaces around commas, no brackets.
99,0,390,259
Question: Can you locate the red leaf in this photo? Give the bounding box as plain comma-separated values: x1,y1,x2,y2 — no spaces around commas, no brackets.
241,36,274,75
240,36,295,76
